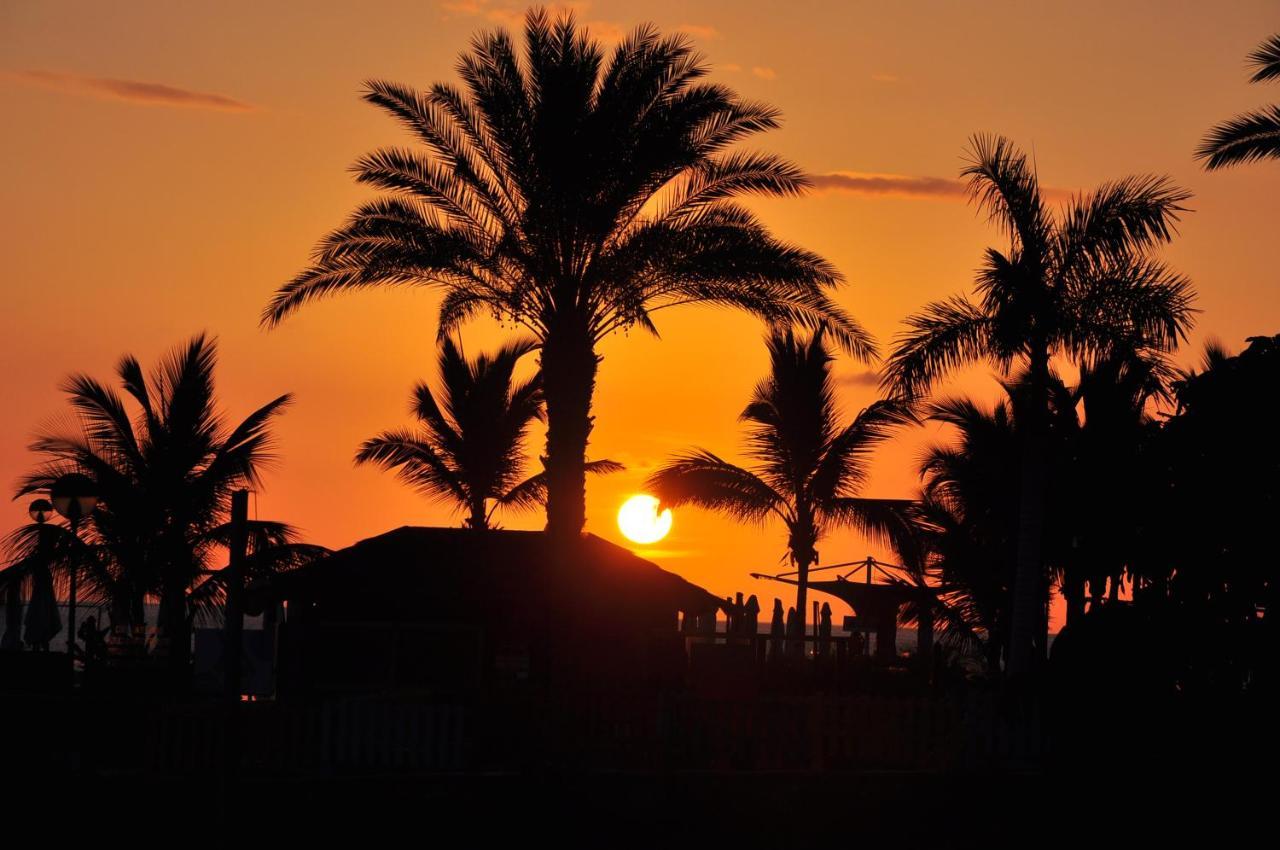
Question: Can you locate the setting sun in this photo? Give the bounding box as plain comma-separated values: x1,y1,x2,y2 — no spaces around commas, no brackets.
617,494,673,545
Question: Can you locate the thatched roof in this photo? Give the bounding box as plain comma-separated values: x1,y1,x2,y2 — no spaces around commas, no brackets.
248,526,721,632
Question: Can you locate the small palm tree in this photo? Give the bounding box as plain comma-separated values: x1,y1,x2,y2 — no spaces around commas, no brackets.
15,334,294,668
1198,34,1280,169
263,9,872,539
356,337,620,529
648,327,913,630
883,135,1195,674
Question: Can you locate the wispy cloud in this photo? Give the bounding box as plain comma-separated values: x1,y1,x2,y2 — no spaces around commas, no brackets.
871,72,899,83
7,69,256,112
812,171,969,200
719,62,743,73
676,23,720,40
812,171,1074,202
840,369,882,388
752,66,777,80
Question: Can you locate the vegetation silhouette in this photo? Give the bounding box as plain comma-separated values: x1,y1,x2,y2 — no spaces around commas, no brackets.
1198,33,1280,169
356,336,622,529
7,335,320,671
262,7,872,538
648,326,914,629
882,134,1196,674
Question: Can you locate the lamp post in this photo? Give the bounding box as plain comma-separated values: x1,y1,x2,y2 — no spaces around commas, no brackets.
49,474,98,660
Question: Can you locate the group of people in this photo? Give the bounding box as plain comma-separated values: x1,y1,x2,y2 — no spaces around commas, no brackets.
680,593,855,660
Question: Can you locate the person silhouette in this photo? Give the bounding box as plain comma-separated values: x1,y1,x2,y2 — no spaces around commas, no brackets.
78,615,108,667
818,602,833,657
769,599,785,658
786,606,802,658
744,595,760,638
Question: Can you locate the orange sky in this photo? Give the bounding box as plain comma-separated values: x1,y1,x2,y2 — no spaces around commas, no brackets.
3,1,1279,628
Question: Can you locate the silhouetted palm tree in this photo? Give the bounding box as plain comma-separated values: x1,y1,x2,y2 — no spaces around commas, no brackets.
263,9,871,538
1067,350,1170,621
15,335,293,668
356,337,620,529
648,327,912,629
1198,34,1280,169
882,135,1195,674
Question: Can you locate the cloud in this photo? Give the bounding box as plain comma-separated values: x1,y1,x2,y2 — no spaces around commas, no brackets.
752,66,777,80
812,170,1074,202
676,24,720,40
871,72,899,83
840,369,882,388
719,63,743,73
7,69,256,112
812,171,969,200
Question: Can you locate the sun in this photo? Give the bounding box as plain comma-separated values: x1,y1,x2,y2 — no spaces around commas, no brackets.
617,494,673,545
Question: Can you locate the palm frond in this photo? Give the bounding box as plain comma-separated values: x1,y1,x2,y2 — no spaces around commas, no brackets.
1248,34,1280,83
647,450,785,525
962,133,1049,254
497,458,624,513
882,295,995,397
1196,105,1280,170
808,398,918,500
824,496,917,545
354,429,468,506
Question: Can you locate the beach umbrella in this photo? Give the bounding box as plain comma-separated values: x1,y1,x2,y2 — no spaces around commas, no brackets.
1,565,25,651
24,560,61,650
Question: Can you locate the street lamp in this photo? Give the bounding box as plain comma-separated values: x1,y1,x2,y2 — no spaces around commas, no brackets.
28,498,54,524
49,474,98,659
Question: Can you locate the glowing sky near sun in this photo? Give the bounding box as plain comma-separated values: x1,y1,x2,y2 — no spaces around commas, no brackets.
3,1,1279,629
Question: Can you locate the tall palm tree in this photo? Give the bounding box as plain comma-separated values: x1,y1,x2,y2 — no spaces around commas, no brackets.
1198,34,1280,169
882,135,1195,674
648,327,913,629
262,9,872,539
15,334,293,668
356,336,620,529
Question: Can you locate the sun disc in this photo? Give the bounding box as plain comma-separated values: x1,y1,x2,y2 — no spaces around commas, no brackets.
617,494,673,544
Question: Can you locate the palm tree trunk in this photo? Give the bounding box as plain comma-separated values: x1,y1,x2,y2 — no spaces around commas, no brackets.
541,321,599,541
1009,346,1050,676
1064,575,1085,627
467,497,488,530
789,517,817,634
158,571,191,674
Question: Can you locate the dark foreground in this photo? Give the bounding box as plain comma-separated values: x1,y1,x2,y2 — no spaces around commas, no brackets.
7,685,1274,845
48,765,1268,845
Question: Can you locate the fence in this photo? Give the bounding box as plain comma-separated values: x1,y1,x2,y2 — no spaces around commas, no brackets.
0,688,1043,779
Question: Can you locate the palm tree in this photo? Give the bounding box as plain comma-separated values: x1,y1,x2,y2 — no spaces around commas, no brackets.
262,9,872,539
648,326,913,629
1068,350,1170,620
882,135,1195,674
15,334,293,668
1197,34,1280,169
912,380,1078,670
356,336,620,529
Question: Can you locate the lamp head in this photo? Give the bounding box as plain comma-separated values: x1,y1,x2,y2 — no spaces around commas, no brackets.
28,498,54,524
50,473,98,522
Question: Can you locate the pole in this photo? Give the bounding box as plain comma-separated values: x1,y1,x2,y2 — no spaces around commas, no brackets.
224,489,249,702
67,515,79,662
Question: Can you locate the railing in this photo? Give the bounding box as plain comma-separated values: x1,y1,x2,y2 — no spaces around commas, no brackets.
0,686,1049,777
145,698,466,774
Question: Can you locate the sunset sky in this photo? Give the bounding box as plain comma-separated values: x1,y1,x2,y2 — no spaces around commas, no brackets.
3,1,1278,626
